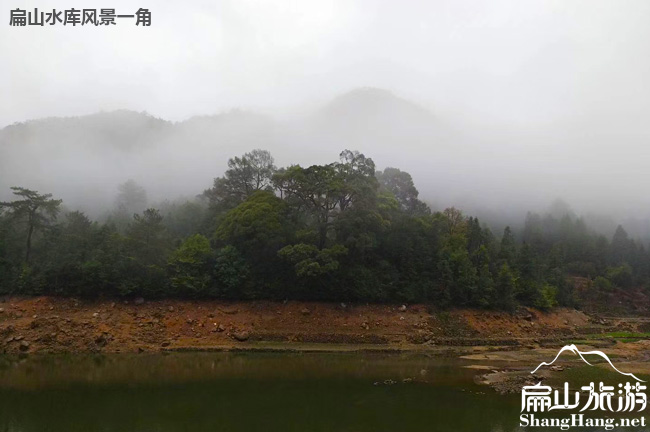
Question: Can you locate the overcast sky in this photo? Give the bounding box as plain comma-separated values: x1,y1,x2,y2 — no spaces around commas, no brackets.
3,0,650,126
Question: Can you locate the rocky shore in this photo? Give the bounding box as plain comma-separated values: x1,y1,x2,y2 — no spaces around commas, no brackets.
0,296,642,356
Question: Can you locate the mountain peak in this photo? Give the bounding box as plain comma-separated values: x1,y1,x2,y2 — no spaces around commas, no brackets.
325,87,428,114
312,87,435,136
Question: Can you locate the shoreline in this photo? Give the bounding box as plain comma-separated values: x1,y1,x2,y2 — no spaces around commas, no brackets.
0,296,644,356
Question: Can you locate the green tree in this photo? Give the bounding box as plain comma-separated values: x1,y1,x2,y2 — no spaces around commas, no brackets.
126,208,172,274
278,243,348,281
0,187,62,264
215,191,289,253
273,151,378,249
204,149,276,209
116,179,148,215
495,263,517,311
610,225,633,266
376,167,429,215
499,226,517,267
213,245,251,298
168,234,213,296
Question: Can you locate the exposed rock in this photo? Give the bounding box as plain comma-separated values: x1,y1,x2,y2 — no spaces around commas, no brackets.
232,331,249,342
301,308,311,316
0,325,14,337
398,305,407,312
92,312,99,318
94,333,110,347
161,341,170,347
134,297,145,306
19,341,30,352
168,306,175,312
0,308,4,313
217,324,226,332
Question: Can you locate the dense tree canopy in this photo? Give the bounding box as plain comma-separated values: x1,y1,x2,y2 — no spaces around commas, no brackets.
1,149,649,311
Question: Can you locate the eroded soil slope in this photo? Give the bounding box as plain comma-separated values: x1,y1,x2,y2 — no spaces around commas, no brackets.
0,296,638,354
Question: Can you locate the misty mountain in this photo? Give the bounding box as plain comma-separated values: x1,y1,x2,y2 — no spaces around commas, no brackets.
0,87,448,216
285,87,455,167
0,108,281,214
314,87,436,136
1,88,649,242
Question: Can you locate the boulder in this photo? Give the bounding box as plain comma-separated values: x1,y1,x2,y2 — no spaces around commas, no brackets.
232,331,249,342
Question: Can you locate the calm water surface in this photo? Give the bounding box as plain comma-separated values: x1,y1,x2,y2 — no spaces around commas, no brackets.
0,352,636,432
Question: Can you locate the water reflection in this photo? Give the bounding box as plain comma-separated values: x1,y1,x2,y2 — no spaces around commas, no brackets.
0,352,590,431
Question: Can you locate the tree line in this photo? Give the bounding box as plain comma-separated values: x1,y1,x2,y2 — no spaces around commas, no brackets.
0,149,647,310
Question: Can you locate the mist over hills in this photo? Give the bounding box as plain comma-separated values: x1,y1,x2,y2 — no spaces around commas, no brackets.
1,87,648,240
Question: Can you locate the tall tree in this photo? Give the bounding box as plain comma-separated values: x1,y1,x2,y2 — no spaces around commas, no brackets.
204,149,276,209
376,167,429,215
273,150,378,249
116,180,148,215
127,208,170,266
499,226,517,266
610,225,633,265
0,187,62,263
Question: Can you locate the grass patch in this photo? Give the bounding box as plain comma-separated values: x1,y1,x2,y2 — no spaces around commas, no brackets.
574,332,650,342
603,331,650,339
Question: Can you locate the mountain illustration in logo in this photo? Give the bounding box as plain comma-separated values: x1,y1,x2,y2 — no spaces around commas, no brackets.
531,344,644,382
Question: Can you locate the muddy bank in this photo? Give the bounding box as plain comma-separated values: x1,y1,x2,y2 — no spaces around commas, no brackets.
470,340,650,394
0,296,639,355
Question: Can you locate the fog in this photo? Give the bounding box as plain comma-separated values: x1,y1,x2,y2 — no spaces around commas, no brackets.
2,0,650,237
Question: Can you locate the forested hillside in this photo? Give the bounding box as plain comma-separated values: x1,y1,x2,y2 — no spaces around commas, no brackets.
1,149,647,310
